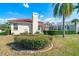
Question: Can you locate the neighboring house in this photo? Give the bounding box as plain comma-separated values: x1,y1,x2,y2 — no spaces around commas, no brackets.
8,12,79,35
44,22,54,31
54,22,75,31
44,22,79,33
8,13,44,35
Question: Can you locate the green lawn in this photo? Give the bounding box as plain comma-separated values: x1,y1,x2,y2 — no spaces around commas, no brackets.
36,34,79,56
0,35,79,56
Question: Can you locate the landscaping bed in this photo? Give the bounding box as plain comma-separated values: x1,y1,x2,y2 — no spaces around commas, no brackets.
14,35,53,50
1,35,79,55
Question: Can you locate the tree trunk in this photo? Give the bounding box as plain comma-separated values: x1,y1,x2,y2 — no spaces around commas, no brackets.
75,22,77,34
63,15,65,38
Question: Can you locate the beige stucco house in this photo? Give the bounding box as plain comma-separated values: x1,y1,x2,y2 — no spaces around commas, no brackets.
9,13,44,35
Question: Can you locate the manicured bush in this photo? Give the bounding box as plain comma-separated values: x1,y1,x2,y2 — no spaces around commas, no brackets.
43,30,62,35
65,30,76,34
0,30,11,35
14,35,52,50
43,30,76,35
0,31,7,35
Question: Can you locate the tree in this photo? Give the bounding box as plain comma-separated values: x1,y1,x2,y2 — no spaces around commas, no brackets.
53,3,74,37
0,23,11,35
74,3,79,13
71,19,79,33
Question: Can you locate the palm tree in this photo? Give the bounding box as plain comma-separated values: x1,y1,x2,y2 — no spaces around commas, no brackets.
71,19,79,33
74,3,79,13
53,3,74,37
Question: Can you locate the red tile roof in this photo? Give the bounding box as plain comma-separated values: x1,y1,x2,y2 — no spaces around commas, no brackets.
8,18,44,27
9,19,32,23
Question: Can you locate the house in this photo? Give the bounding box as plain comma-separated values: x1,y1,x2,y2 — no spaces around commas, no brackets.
56,22,75,31
44,22,54,30
8,13,44,35
45,21,79,33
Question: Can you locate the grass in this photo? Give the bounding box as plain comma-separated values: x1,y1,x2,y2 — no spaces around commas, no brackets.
0,34,79,55
36,34,79,56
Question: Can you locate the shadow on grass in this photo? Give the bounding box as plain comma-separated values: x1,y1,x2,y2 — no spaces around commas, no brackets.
7,42,32,51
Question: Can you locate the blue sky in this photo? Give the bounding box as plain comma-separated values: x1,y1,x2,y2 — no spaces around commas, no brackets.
0,3,52,18
0,3,79,24
0,3,53,24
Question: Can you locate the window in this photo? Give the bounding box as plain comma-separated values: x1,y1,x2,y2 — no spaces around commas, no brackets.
67,26,70,30
49,27,50,30
14,23,18,30
38,27,40,30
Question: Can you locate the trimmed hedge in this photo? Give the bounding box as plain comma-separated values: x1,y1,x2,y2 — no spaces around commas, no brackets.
43,30,76,35
0,30,11,35
0,31,7,35
65,30,76,34
14,35,52,50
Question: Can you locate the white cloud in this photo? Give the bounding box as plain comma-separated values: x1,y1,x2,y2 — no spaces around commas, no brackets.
40,15,44,18
6,11,27,18
43,17,62,24
23,3,29,8
7,11,21,16
0,18,16,24
5,18,16,21
44,18,53,23
38,19,41,21
0,18,5,24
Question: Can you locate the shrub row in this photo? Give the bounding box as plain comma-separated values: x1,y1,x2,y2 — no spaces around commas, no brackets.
0,30,11,35
0,31,7,35
14,35,52,50
43,30,76,35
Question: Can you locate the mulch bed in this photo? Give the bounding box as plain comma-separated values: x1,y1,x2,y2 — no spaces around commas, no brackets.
9,42,53,53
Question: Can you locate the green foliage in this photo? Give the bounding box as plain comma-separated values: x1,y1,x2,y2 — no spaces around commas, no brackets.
71,19,79,33
53,3,74,17
0,32,7,35
65,30,76,34
71,19,79,23
53,3,74,37
43,30,76,35
0,23,11,35
0,30,11,35
74,3,79,13
14,35,52,50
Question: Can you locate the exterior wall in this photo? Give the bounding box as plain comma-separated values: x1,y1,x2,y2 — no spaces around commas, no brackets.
32,12,38,34
10,13,44,35
11,22,32,35
38,26,42,33
44,22,54,31
45,23,76,31
76,23,79,32
53,24,75,31
45,25,49,31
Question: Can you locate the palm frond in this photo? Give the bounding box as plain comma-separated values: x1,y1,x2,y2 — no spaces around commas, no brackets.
58,4,63,17
74,5,79,9
63,3,74,17
72,19,79,23
74,3,79,13
53,3,74,18
53,3,60,17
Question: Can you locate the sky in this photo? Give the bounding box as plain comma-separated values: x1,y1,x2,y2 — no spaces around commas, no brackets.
0,3,53,24
0,3,79,24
